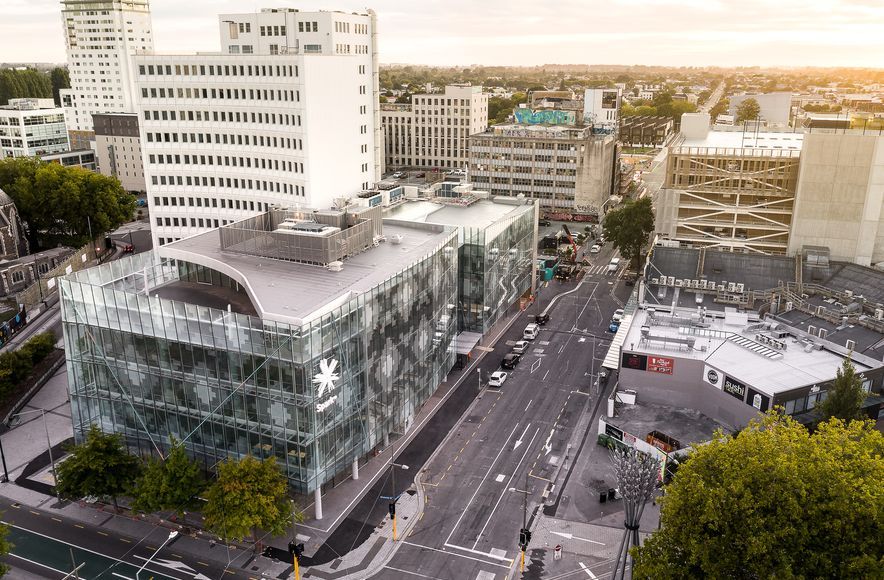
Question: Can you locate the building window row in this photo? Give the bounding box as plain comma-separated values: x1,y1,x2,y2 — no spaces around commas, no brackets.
140,86,299,103
150,175,303,196
259,25,285,36
148,153,304,174
143,109,300,128
145,132,303,152
153,196,275,212
138,63,298,78
298,21,319,32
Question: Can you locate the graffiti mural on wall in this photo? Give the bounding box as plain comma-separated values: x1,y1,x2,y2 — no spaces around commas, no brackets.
513,108,576,126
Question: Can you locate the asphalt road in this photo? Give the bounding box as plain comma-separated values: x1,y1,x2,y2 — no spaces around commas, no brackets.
373,244,626,580
0,497,246,580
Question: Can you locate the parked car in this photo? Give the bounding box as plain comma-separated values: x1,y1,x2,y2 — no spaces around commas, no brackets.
414,172,426,178
534,313,550,325
612,309,624,322
538,219,551,227
512,340,530,354
501,353,521,369
608,321,620,333
607,257,621,273
523,323,540,340
488,371,508,387
391,171,405,179
590,244,601,254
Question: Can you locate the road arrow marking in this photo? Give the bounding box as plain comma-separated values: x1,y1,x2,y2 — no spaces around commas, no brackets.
513,422,531,451
543,428,555,455
551,532,605,546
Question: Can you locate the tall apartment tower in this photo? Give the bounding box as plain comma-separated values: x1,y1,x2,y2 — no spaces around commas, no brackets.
59,0,154,149
135,8,380,247
381,84,488,170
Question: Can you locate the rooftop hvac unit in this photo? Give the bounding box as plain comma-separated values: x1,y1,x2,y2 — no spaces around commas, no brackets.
876,308,884,321
651,277,659,285
328,261,344,272
667,276,675,286
736,283,745,293
728,282,736,292
846,339,856,351
807,325,816,336
845,290,854,298
717,284,725,291
391,234,404,245
816,305,825,316
785,301,793,312
692,279,700,288
675,279,684,287
818,328,828,339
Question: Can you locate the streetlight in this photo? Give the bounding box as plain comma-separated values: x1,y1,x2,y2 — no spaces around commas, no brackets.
388,451,409,541
136,530,178,580
12,408,59,502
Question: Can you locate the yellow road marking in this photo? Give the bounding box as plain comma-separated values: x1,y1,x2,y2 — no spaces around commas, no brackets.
120,538,132,543
51,517,62,523
197,561,209,567
29,510,39,516
97,531,109,537
74,524,84,529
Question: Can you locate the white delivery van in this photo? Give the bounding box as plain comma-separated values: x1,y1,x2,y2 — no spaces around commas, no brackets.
523,323,540,340
607,257,621,273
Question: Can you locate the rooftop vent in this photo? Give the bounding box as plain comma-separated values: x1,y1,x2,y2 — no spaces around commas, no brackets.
391,234,404,245
328,261,343,272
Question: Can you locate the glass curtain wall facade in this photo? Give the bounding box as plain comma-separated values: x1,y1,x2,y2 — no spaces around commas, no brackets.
60,232,458,493
459,206,535,333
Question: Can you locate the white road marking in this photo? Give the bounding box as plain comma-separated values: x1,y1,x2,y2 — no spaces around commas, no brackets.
413,541,513,567
445,423,521,544
7,554,68,576
551,531,605,546
471,428,540,549
579,562,599,579
495,474,505,483
383,565,445,579
542,369,549,380
543,428,555,455
513,422,530,451
523,399,532,412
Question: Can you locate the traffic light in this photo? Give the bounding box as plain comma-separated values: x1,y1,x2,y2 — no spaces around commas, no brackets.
388,502,396,519
288,541,305,561
519,528,532,550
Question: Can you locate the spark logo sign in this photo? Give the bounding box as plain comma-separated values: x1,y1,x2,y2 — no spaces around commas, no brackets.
313,358,340,412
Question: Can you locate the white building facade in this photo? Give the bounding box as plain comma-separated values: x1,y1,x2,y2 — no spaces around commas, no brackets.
59,0,154,148
381,84,488,170
135,8,380,246
0,98,70,158
583,88,621,133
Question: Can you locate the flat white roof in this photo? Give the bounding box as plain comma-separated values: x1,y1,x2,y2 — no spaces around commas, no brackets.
622,306,877,397
680,130,804,151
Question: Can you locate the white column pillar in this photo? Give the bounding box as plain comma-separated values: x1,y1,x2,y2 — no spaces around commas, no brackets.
314,488,323,521
352,458,359,481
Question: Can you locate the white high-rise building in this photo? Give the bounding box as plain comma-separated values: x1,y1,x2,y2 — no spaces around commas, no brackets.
0,99,69,158
134,8,380,246
59,0,154,149
381,85,488,170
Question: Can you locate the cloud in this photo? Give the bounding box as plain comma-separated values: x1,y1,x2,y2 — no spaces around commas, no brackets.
0,0,882,67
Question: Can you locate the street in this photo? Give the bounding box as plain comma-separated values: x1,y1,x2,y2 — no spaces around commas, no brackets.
373,243,627,580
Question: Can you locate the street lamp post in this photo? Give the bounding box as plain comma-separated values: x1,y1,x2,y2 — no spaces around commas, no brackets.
388,443,409,542
136,530,178,580
13,408,60,501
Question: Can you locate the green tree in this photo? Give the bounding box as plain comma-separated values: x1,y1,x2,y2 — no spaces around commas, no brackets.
50,67,70,105
633,414,884,579
0,69,53,105
0,521,11,576
735,97,761,122
55,425,141,511
602,197,655,270
709,96,729,121
817,357,867,422
203,456,293,545
131,439,205,520
0,157,135,249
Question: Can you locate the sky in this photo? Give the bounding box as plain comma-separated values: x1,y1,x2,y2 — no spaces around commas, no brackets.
2,0,883,68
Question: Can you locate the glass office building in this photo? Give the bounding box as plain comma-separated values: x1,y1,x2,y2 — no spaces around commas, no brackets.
60,213,459,494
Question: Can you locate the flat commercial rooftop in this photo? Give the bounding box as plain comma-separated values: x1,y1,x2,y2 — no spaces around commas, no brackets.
609,402,726,448
623,306,879,397
385,199,529,229
160,222,452,325
680,130,804,151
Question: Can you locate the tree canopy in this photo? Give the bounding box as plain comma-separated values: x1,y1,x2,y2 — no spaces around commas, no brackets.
632,414,884,579
55,424,141,510
817,357,867,423
735,97,762,122
602,197,655,270
0,69,53,105
203,456,292,544
0,521,10,576
488,92,527,124
131,439,205,519
0,157,135,249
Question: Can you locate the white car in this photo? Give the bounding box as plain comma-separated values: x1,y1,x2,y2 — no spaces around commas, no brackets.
391,171,405,179
512,340,530,354
612,309,625,322
488,371,508,388
590,244,601,254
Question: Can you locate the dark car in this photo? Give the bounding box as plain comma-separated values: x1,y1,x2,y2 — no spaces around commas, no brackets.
414,172,426,178
501,353,521,369
534,313,550,325
538,220,551,227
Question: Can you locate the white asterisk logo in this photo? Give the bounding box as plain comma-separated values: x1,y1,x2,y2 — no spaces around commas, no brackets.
313,358,340,398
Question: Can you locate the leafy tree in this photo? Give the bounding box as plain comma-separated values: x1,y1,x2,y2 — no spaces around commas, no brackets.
203,456,293,545
50,67,70,105
0,521,11,576
735,97,761,122
633,414,884,579
602,197,654,270
131,439,205,520
709,96,729,121
817,357,867,422
634,105,657,116
0,157,135,249
56,424,141,511
0,69,52,105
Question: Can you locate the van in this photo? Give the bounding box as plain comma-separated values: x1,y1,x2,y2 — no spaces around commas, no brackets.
523,323,540,340
607,257,621,274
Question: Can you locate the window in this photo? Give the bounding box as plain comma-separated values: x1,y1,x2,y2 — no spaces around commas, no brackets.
269,44,278,55
11,271,24,284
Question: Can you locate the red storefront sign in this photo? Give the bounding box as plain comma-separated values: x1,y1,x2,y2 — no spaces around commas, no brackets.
647,356,674,375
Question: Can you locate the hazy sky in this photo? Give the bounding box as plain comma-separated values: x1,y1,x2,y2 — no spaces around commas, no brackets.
3,0,883,68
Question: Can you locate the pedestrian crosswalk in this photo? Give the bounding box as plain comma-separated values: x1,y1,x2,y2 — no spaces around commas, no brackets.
582,264,621,277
